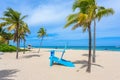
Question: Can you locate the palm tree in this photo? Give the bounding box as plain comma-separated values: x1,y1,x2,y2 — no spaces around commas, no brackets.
85,0,115,63
64,0,94,72
0,27,13,44
93,7,114,62
65,0,114,72
0,8,27,59
37,27,47,53
19,22,30,54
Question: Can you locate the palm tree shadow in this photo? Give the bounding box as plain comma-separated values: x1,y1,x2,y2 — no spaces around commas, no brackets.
82,54,98,57
73,60,104,72
31,49,47,53
0,69,19,80
73,60,88,69
22,54,40,59
32,51,46,53
31,51,38,53
82,54,89,57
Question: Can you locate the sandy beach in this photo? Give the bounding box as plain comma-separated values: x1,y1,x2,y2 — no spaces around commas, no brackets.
0,48,120,80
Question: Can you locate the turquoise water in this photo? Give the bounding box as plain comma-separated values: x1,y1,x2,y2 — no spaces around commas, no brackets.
32,46,120,51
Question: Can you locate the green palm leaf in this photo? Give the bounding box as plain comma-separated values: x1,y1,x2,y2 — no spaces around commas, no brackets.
0,22,10,27
96,8,114,21
7,24,16,31
64,13,78,28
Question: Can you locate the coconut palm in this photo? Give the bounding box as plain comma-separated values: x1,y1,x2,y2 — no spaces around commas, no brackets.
65,13,92,73
37,27,47,53
65,0,101,72
64,0,94,72
65,0,114,72
92,7,114,63
0,27,13,44
0,8,27,59
19,22,30,54
79,0,114,63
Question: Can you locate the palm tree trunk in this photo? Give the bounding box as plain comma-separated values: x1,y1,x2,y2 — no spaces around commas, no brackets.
16,38,19,59
23,40,25,54
17,38,20,58
38,37,43,53
86,25,92,73
16,24,19,59
7,40,9,45
93,19,96,63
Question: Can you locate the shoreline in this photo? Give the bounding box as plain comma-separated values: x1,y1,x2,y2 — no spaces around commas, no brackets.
29,47,120,52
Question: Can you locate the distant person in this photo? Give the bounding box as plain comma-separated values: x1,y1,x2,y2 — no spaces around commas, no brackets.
28,44,32,49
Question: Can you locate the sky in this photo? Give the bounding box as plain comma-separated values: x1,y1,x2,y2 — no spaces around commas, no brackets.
0,0,120,46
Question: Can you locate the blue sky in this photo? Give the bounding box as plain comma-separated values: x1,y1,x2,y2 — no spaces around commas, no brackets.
0,0,120,46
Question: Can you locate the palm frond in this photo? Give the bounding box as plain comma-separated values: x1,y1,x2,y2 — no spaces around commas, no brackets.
5,8,21,21
64,19,78,28
78,13,88,23
64,13,78,28
72,23,80,30
67,13,78,21
7,24,16,31
82,24,88,32
0,22,10,28
0,17,15,23
96,8,114,21
97,6,105,10
72,0,89,11
0,36,6,42
72,0,95,13
20,15,28,20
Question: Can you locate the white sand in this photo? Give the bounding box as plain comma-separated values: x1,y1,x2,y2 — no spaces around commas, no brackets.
0,48,120,80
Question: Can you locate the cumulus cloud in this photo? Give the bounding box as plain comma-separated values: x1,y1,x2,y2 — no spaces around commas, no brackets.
26,1,73,26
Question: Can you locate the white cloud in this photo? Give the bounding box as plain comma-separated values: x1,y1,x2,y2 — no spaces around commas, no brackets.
26,1,73,26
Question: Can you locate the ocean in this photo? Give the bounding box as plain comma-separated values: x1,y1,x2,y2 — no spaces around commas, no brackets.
32,46,120,51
